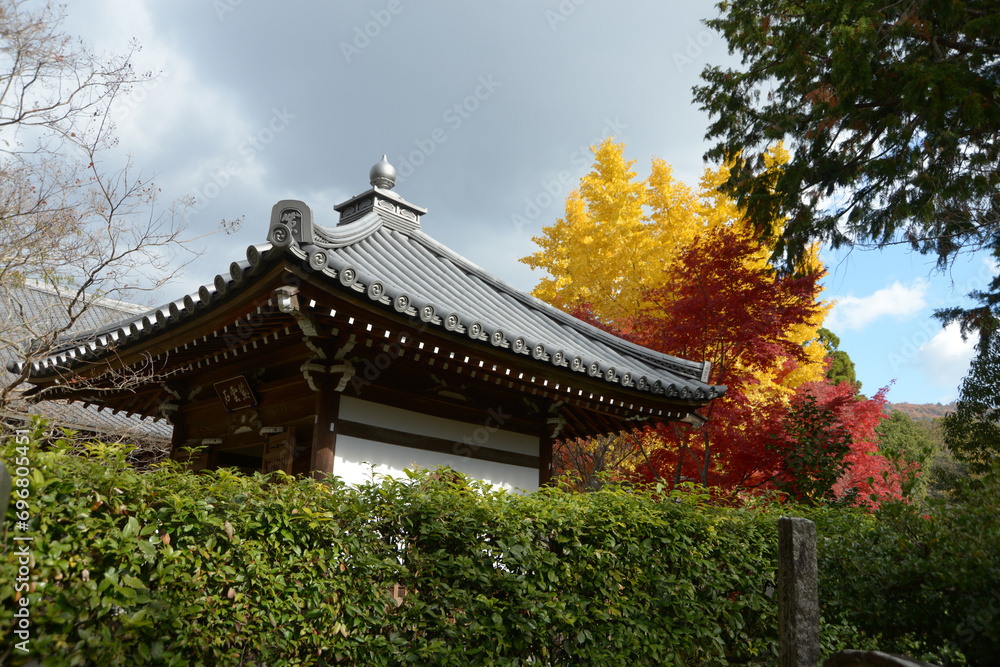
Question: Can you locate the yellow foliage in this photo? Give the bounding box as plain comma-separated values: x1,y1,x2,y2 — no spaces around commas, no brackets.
520,139,833,405
520,139,704,322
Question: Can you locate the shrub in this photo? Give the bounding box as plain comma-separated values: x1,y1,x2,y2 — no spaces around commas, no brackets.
1,425,783,665
810,471,1000,666
3,422,995,665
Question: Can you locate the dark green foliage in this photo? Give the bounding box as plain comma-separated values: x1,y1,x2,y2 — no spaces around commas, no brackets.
936,246,1000,350
2,424,786,666
695,0,1000,274
813,469,1000,666
3,420,996,665
818,328,860,391
1,425,397,665
942,334,1000,473
880,409,968,498
877,411,937,499
363,477,783,665
826,351,858,391
769,394,853,504
816,328,841,351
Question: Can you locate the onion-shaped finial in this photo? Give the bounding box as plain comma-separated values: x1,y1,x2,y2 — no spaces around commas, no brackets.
369,154,396,189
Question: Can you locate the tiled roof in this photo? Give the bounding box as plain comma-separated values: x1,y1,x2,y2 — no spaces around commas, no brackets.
286,227,722,401
1,280,148,341
1,282,172,443
14,165,726,406
18,400,172,442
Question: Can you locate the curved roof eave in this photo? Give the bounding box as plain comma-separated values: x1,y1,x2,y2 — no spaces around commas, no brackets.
18,197,728,406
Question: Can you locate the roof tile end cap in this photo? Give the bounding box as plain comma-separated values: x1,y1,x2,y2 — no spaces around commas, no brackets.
268,200,314,249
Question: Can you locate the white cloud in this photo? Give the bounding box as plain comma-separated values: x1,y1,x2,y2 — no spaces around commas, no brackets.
914,322,977,398
827,279,928,331
64,2,262,193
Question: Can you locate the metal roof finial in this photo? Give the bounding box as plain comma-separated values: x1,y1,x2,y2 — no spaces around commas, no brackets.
369,155,396,190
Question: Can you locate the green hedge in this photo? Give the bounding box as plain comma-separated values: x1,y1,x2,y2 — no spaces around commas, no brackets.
1,424,995,665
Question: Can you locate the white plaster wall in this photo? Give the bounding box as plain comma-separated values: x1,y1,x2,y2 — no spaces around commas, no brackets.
334,396,539,492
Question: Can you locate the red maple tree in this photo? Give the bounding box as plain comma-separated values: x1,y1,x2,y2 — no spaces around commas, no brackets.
560,225,905,504
623,225,824,492
800,380,903,505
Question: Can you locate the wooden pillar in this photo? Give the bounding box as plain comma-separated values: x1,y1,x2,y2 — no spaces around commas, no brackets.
539,433,554,487
168,413,210,470
778,516,820,667
262,426,296,475
169,410,191,463
168,410,189,461
311,372,341,481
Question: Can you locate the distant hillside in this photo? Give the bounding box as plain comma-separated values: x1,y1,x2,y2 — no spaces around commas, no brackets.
886,402,957,422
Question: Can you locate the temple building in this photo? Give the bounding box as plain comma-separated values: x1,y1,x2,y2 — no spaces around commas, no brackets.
10,158,725,491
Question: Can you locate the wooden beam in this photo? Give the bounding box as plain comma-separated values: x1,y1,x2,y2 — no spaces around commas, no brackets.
350,380,542,436
290,265,713,413
338,419,540,470
168,409,187,460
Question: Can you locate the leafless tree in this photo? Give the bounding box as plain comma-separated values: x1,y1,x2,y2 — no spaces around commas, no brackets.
0,0,229,414
553,432,649,492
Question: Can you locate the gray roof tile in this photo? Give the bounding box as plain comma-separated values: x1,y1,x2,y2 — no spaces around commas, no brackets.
1,282,172,443
17,189,726,405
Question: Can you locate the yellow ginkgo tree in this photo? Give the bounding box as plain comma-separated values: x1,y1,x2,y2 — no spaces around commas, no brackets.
520,139,704,324
521,138,829,391
521,139,834,490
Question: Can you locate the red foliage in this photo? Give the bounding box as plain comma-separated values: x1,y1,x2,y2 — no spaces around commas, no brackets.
630,379,898,503
770,380,900,504
561,226,906,505
626,226,823,388
802,381,904,505
623,226,824,491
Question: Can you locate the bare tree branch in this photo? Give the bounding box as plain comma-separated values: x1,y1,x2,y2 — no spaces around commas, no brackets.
0,0,238,447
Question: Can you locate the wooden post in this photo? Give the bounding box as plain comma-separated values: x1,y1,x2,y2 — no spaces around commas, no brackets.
168,409,209,469
539,434,554,487
311,372,340,481
168,409,188,460
778,516,820,667
261,426,296,475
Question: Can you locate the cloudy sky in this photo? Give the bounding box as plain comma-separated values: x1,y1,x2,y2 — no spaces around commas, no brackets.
58,0,985,405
